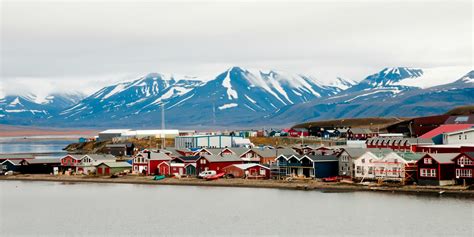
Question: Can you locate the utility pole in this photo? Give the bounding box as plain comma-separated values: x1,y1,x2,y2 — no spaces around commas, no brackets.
161,103,166,149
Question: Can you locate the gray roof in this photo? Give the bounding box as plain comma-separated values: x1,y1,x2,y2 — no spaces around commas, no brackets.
150,152,172,161
25,158,61,164
83,154,116,161
306,155,338,162
202,154,242,162
426,153,458,163
341,148,367,158
225,148,250,156
350,128,374,134
248,148,276,158
96,161,132,168
160,147,190,156
275,148,298,156
464,152,474,159
0,154,35,159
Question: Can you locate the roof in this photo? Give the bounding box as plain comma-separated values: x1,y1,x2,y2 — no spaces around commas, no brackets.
223,147,250,156
99,129,131,134
305,155,338,162
177,156,200,161
82,154,116,161
275,148,298,156
25,158,61,164
227,163,270,170
62,154,82,160
445,115,474,124
0,154,35,159
96,161,132,168
1,159,22,165
368,149,393,158
419,124,474,139
149,152,172,161
341,148,366,158
250,148,279,158
201,154,242,162
350,128,374,134
444,127,474,136
463,152,474,159
425,153,458,163
394,152,424,161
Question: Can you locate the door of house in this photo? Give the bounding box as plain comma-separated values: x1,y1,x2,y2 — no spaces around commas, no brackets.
98,167,103,175
179,168,183,175
160,165,167,175
105,167,110,175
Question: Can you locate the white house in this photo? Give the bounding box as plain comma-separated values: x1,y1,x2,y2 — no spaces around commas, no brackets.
443,127,474,145
76,154,116,174
373,152,422,182
353,152,381,180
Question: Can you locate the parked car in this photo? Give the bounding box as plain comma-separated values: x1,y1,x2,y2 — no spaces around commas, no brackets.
198,170,216,178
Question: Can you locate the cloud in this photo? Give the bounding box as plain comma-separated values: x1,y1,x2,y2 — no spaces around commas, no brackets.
1,0,472,96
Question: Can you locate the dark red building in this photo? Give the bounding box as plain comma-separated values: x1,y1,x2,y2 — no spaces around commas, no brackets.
386,115,450,137
196,154,243,174
416,153,457,186
452,152,474,185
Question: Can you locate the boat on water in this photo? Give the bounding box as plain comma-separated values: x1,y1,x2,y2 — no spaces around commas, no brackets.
153,175,166,180
205,173,225,181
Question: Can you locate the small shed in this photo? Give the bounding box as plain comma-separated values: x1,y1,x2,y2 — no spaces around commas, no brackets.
96,162,132,175
185,164,196,176
222,163,270,179
1,159,22,173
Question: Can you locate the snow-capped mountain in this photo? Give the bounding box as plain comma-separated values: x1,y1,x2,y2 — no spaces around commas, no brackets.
55,67,343,126
268,69,474,125
1,66,471,128
0,92,85,124
59,73,205,120
327,77,358,91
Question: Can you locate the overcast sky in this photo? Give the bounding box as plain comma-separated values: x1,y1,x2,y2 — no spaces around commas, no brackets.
1,0,472,98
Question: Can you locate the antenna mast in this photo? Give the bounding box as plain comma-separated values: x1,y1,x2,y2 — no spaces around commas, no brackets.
161,103,165,149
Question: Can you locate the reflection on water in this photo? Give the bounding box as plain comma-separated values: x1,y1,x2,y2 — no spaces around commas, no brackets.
0,181,472,236
0,138,75,156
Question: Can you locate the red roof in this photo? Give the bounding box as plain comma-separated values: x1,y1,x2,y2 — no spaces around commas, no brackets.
420,124,474,139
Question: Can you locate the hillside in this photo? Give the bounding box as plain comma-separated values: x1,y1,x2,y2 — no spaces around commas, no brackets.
445,105,474,116
292,117,406,130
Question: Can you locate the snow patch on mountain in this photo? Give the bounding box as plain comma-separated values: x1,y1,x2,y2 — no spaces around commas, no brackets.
394,66,471,88
222,70,238,100
218,103,238,110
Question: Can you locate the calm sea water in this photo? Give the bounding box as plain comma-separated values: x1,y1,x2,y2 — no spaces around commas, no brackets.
0,138,75,156
0,181,472,236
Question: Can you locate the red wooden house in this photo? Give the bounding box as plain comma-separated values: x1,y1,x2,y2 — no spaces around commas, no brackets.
147,152,172,175
60,154,81,171
196,154,243,174
416,153,457,186
452,152,474,185
222,163,270,179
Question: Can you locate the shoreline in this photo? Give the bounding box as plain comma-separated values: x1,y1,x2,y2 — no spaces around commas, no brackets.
2,175,473,198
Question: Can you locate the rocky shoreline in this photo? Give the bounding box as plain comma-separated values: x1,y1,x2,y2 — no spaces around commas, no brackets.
2,174,473,198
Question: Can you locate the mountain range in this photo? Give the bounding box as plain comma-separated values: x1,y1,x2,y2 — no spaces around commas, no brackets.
0,67,472,128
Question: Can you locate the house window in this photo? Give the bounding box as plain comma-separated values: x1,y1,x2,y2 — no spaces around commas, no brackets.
420,168,436,177
456,169,472,177
260,169,266,176
362,159,365,163
356,166,362,174
368,167,373,174
457,157,473,165
424,158,432,164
